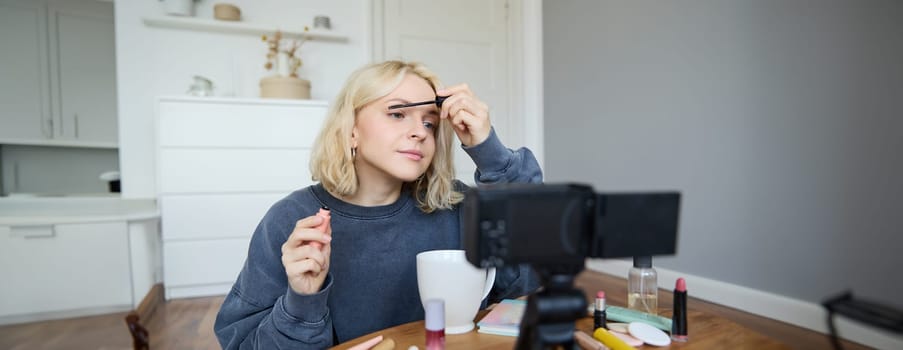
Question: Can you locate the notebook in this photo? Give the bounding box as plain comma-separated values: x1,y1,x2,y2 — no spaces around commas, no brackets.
476,299,526,337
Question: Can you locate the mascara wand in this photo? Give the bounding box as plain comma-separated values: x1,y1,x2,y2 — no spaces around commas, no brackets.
387,96,448,110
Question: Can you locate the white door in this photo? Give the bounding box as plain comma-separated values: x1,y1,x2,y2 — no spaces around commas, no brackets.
378,0,512,184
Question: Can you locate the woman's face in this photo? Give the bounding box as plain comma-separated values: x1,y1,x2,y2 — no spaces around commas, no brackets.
352,74,440,183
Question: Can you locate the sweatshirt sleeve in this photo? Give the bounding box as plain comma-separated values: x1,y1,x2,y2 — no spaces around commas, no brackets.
214,199,335,349
462,127,543,301
488,264,541,303
463,127,543,185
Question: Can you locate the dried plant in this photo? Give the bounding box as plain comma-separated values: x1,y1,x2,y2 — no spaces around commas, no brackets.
261,27,311,78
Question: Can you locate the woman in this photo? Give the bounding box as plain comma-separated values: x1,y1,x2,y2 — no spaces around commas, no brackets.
214,60,542,349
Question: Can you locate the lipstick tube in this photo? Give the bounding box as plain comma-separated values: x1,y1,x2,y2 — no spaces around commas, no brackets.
593,290,607,330
592,328,637,350
311,206,331,249
671,278,688,342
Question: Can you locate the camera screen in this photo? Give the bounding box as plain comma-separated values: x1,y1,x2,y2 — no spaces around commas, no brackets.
462,184,596,267
505,192,592,265
462,183,680,268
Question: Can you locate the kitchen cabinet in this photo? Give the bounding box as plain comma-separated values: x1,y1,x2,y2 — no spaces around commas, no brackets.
0,0,117,148
0,197,159,325
0,0,49,142
0,222,132,320
156,96,327,299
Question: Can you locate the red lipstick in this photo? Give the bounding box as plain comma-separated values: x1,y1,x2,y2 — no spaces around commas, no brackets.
671,278,688,342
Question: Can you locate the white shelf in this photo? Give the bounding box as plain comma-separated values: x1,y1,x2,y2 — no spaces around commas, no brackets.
157,95,329,107
0,137,118,149
142,16,348,42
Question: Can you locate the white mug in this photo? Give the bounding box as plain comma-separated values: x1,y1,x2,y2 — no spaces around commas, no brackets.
416,249,496,334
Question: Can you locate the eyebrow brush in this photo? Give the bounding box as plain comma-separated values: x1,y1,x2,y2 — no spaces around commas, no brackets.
387,96,448,110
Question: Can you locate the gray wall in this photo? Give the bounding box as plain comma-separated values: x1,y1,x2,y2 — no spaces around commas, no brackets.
544,0,903,309
0,145,119,196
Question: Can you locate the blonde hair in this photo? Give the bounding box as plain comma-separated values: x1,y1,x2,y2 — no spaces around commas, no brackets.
310,60,464,213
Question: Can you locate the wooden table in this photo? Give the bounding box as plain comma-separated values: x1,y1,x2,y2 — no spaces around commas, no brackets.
333,270,791,350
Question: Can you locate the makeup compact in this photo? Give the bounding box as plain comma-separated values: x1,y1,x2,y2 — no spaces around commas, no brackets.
607,322,629,333
628,322,672,347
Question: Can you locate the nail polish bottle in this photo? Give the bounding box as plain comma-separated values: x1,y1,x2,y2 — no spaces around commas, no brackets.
425,299,445,350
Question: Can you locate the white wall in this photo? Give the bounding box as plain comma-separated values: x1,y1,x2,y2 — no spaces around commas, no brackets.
544,1,903,346
546,0,903,310
115,0,370,198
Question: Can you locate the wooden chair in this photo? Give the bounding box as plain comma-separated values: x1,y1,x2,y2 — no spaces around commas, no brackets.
124,312,150,350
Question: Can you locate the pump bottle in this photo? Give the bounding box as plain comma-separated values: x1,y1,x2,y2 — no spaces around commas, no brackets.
627,256,658,315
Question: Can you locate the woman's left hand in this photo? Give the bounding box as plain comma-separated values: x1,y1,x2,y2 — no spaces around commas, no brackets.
437,84,491,147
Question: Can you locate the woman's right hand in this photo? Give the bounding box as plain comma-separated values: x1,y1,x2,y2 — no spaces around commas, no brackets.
281,215,332,295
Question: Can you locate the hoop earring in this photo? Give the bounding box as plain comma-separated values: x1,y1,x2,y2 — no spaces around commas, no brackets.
351,147,357,158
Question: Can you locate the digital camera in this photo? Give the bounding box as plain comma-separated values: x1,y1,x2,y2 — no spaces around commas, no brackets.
461,183,681,268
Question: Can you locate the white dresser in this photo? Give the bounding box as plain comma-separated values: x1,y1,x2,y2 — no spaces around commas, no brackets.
156,96,327,299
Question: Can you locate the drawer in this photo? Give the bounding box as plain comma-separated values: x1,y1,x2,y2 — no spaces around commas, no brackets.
160,193,285,240
0,222,132,317
163,238,251,287
158,100,326,148
158,148,312,193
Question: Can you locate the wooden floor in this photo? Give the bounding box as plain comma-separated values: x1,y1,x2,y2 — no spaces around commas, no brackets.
0,271,872,349
0,296,225,350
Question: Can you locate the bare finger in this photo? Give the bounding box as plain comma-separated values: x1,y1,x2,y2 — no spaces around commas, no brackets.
285,258,323,277
439,94,465,120
286,219,330,247
284,246,328,268
294,215,323,231
452,109,478,132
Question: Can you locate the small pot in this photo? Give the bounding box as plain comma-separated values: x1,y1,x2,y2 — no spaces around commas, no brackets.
213,3,241,21
260,76,311,99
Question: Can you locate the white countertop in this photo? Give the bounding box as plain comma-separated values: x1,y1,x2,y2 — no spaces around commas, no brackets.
0,196,159,226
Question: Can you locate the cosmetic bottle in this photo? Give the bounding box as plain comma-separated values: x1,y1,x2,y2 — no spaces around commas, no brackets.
424,299,445,350
627,256,658,315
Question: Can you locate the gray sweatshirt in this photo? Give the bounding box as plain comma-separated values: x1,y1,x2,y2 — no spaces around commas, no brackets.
214,129,542,349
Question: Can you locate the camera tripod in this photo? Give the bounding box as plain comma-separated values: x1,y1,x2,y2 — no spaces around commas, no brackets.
515,264,588,350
